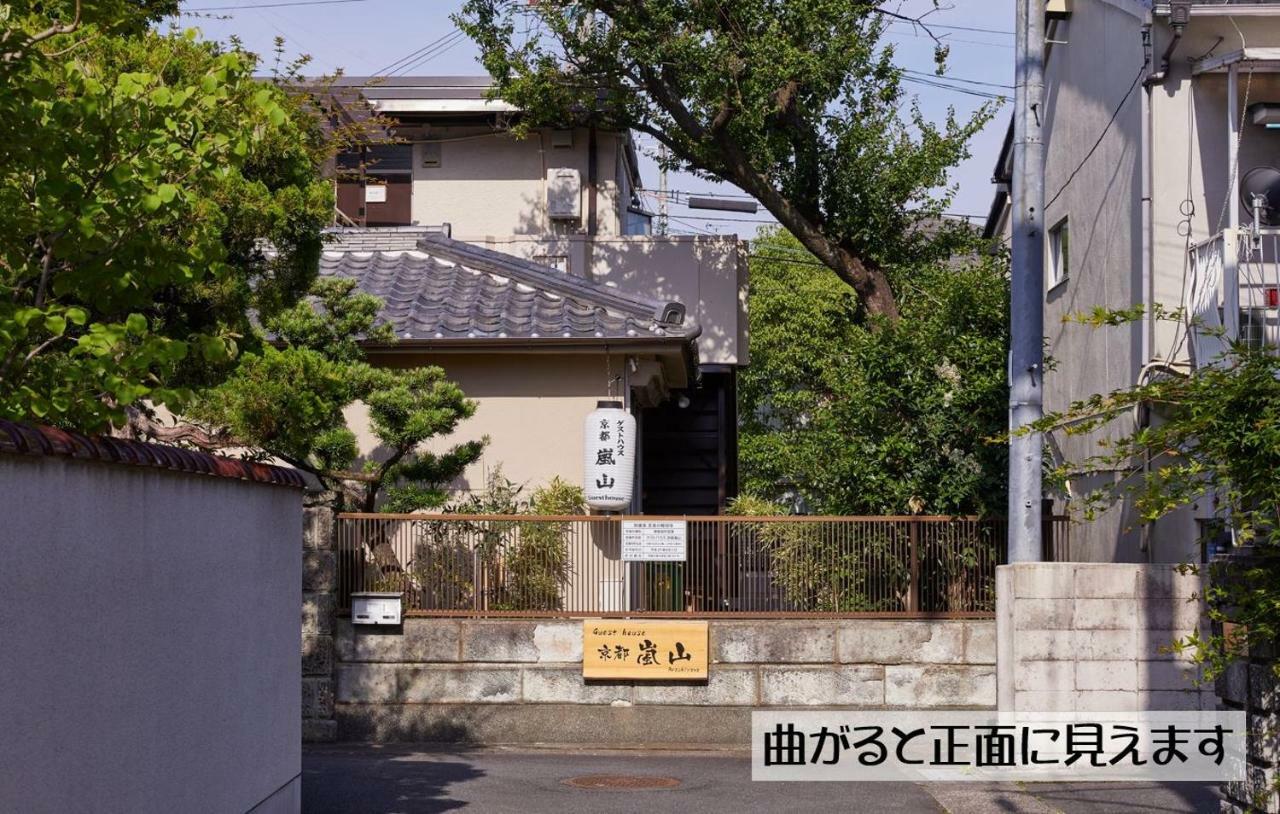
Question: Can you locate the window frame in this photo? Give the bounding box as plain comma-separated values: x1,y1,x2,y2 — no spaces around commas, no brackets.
1047,217,1070,291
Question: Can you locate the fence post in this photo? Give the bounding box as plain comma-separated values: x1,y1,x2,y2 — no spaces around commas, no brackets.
908,519,920,614
1040,499,1056,562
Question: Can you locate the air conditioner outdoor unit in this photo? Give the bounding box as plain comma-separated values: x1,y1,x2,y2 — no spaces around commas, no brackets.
547,167,582,221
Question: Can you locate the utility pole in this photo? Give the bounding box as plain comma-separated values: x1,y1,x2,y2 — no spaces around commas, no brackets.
1009,0,1045,563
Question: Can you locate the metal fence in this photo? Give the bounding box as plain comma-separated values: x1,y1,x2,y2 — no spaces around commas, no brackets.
335,514,1070,619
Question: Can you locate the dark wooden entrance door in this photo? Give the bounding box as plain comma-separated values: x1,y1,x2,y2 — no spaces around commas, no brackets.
336,175,412,227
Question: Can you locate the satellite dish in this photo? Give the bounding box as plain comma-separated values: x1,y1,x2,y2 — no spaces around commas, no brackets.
1240,166,1280,226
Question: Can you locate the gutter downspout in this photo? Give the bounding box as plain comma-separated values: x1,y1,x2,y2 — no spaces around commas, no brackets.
1141,18,1156,560
586,126,598,281
1143,25,1183,87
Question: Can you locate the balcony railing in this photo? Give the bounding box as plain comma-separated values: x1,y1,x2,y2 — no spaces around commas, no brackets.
1186,227,1280,365
335,514,1071,619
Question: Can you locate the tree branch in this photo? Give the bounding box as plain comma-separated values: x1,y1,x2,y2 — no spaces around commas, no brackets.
5,0,82,61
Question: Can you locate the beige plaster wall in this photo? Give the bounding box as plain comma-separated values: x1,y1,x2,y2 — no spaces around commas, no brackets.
348,353,625,499
409,128,625,238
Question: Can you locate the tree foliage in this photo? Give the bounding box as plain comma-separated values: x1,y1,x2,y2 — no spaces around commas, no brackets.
190,277,485,511
457,0,995,319
0,4,483,514
0,6,331,429
1037,335,1280,680
739,228,1008,515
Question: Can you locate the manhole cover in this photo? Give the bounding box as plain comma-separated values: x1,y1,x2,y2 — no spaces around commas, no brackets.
562,774,681,790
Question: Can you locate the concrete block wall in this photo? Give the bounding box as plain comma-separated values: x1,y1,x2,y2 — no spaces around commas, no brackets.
301,492,338,743
333,618,995,745
996,563,1215,712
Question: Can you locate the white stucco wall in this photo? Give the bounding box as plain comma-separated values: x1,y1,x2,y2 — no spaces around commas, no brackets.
0,454,302,814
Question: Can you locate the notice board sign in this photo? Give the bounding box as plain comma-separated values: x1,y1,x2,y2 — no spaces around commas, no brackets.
364,184,387,203
621,519,687,561
582,620,708,680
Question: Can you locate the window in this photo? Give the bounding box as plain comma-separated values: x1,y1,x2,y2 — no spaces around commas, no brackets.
1048,218,1069,289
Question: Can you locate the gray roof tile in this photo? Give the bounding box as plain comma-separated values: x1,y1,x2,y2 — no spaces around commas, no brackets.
317,234,690,343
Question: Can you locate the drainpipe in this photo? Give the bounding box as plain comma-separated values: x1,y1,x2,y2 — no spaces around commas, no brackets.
1140,19,1156,561
586,126,598,280
1144,0,1189,87
1141,22,1155,371
587,127,599,236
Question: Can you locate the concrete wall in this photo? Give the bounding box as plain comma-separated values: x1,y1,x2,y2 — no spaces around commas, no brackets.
1031,3,1280,563
0,454,302,813
996,563,1214,713
1039,1,1149,563
332,618,995,745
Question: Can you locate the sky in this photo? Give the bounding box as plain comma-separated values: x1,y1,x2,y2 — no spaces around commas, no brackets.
173,0,1015,239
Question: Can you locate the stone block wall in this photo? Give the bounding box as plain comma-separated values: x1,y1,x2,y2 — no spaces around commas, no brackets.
1219,659,1280,813
1214,547,1280,814
333,618,995,745
301,492,338,742
996,563,1215,712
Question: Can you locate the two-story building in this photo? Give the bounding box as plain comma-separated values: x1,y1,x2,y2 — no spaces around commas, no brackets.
986,0,1280,562
322,76,748,515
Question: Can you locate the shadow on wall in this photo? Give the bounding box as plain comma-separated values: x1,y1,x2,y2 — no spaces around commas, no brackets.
303,749,484,814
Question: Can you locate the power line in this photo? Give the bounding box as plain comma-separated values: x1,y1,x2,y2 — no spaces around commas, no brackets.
901,68,1012,90
884,29,1015,50
1045,63,1146,210
748,252,830,269
901,74,1006,100
887,19,1014,36
372,28,464,77
389,30,467,76
373,30,458,76
184,0,366,10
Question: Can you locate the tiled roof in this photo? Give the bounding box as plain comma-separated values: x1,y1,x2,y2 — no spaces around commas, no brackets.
318,234,692,343
0,420,306,488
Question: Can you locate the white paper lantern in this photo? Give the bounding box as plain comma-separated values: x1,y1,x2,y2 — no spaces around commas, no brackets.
583,399,636,511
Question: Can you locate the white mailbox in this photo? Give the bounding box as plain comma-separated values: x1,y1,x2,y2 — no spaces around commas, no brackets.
351,592,402,626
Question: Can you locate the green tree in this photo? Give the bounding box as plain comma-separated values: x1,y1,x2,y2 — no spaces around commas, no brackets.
0,5,482,518
0,6,331,430
739,228,1008,515
1036,330,1280,681
457,0,995,320
188,277,485,513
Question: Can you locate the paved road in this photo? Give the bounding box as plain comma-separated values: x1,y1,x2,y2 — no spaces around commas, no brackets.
302,746,1221,814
